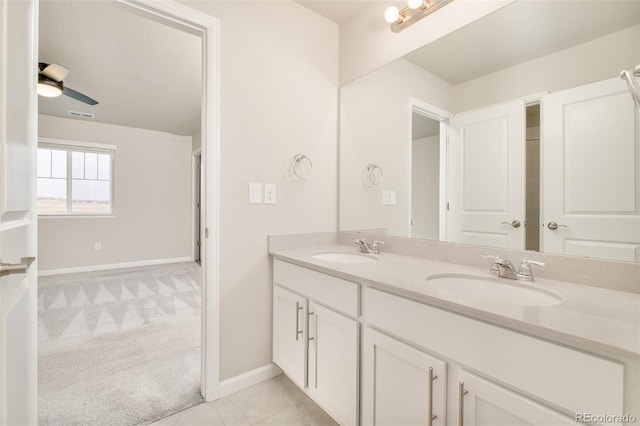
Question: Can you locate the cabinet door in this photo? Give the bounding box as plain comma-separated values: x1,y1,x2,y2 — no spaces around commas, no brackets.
458,371,575,426
308,301,359,426
273,285,307,388
362,328,447,426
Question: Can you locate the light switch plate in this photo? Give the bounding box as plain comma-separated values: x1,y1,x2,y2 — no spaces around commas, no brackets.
264,184,276,204
389,191,397,205
382,190,390,206
249,183,262,204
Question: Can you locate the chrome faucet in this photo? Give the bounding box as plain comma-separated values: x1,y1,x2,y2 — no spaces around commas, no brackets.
482,255,545,281
353,239,384,254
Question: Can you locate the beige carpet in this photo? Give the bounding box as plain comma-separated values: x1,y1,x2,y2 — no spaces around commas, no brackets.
38,262,203,425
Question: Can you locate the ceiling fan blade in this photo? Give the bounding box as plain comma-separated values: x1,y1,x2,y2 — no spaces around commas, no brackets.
40,63,69,82
62,86,99,106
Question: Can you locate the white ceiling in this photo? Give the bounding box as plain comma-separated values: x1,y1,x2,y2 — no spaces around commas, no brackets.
38,0,201,136
294,0,373,23
404,0,640,85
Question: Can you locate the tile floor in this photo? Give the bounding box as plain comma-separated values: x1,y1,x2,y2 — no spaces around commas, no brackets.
152,374,338,426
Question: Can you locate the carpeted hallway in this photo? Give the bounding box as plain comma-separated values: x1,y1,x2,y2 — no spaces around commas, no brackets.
38,262,203,425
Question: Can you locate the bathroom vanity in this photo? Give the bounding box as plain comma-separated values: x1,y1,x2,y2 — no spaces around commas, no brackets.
270,245,639,426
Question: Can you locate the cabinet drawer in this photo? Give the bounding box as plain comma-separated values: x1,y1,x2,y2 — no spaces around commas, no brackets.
274,260,359,318
363,287,624,416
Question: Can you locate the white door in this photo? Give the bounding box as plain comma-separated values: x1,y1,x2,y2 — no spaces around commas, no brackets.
272,285,307,389
458,371,575,426
0,0,39,424
308,301,358,426
361,328,446,426
448,100,526,249
543,78,640,261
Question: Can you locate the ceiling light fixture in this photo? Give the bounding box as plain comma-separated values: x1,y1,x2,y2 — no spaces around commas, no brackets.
384,0,454,32
38,74,63,97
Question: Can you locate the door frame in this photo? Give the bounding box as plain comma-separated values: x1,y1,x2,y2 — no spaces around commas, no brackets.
116,0,220,401
192,148,202,263
409,98,451,241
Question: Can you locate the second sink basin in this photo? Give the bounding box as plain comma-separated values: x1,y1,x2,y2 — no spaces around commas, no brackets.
424,273,563,306
311,252,377,264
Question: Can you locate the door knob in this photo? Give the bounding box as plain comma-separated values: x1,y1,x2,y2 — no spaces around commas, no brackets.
501,220,521,228
547,222,568,230
0,257,35,277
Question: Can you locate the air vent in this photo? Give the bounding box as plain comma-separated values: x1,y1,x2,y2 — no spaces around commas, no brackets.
68,110,94,119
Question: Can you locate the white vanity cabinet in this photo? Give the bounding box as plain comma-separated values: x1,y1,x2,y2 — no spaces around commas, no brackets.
362,328,447,426
272,260,359,425
458,370,575,426
362,287,625,426
273,285,307,389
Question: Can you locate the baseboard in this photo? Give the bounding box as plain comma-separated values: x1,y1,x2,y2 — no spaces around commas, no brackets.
218,363,283,399
38,257,193,277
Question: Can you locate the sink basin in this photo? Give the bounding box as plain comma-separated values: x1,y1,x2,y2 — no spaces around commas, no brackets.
424,274,562,306
311,252,377,264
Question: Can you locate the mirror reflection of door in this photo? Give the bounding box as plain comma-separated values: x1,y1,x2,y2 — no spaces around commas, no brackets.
543,78,640,262
411,113,441,240
447,100,526,249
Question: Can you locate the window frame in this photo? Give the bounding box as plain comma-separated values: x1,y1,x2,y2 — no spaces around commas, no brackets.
37,137,116,217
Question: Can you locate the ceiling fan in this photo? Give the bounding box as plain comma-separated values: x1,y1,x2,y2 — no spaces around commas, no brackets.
37,62,99,105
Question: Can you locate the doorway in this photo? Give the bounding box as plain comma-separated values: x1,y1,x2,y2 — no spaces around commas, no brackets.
35,0,220,423
409,99,450,241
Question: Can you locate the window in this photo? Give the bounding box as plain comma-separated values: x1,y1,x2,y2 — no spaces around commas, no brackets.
37,140,115,215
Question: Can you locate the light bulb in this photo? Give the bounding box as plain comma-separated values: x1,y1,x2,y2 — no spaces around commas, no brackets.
407,0,424,9
384,6,400,24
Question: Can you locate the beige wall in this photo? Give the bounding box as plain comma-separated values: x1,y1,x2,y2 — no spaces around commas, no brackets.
340,58,451,236
180,1,339,381
411,136,440,240
38,114,192,271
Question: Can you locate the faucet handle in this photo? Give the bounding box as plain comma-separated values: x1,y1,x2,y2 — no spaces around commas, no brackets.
518,259,545,278
371,241,384,253
481,254,503,274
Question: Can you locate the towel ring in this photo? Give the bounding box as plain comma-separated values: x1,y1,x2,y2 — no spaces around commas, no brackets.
293,154,313,180
367,163,383,185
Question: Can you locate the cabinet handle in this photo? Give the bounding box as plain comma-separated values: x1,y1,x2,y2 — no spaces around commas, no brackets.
308,311,317,389
458,381,468,426
295,302,303,341
308,312,315,342
428,367,438,426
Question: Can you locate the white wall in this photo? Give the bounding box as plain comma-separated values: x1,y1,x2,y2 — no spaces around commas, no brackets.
340,58,451,236
411,136,440,240
179,1,338,381
339,0,514,85
453,25,640,112
38,114,192,271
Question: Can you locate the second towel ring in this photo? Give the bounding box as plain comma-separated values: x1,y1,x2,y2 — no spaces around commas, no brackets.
367,163,384,185
293,154,313,180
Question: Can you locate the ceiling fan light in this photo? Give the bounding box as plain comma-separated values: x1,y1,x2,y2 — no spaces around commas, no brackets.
37,75,63,97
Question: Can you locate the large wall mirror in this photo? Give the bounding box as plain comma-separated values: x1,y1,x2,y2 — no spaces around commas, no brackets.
339,0,640,263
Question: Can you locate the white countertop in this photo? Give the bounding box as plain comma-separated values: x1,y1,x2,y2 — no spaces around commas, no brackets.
271,245,640,359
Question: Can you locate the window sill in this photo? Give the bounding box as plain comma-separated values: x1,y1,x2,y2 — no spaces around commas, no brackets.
38,214,117,219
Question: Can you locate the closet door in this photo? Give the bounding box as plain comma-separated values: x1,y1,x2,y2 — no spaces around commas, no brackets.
448,100,526,249
543,78,640,261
